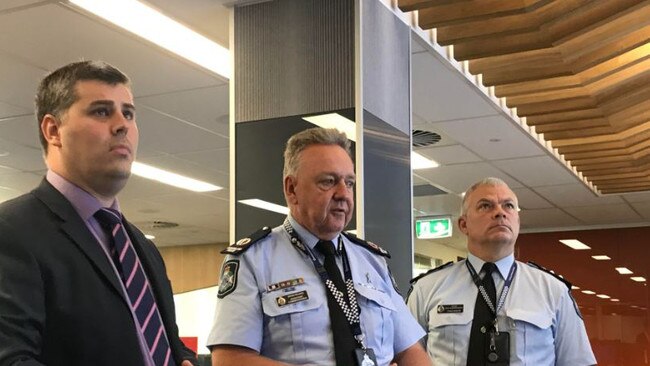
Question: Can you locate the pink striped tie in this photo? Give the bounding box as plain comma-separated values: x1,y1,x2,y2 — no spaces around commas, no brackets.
95,208,174,366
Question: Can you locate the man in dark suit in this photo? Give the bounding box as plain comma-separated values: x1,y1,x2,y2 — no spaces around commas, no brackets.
0,60,198,366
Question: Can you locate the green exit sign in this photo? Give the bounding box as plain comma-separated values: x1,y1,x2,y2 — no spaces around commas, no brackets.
415,217,452,239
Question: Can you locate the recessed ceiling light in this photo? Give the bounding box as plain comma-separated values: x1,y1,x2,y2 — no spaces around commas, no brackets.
616,267,633,275
239,199,289,215
559,239,591,250
411,152,439,170
302,113,356,141
131,162,222,192
581,290,596,295
69,0,230,78
596,294,610,299
571,285,580,290
592,255,611,260
611,299,620,302
631,277,646,282
145,234,156,240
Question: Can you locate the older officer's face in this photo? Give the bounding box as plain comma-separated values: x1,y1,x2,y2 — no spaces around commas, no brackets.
42,80,138,201
459,184,520,259
286,144,355,241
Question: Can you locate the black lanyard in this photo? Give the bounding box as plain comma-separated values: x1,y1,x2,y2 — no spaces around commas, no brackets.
283,219,367,348
465,259,517,320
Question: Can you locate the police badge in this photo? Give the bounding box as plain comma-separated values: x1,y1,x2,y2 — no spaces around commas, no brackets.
217,260,240,298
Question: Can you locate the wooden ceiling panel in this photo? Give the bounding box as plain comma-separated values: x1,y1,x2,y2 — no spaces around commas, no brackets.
401,0,650,193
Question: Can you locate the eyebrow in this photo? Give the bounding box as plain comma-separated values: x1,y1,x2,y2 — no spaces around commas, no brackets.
87,100,136,110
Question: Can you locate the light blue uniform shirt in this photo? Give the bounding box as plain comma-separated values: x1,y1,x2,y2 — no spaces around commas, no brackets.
407,253,596,366
207,217,424,366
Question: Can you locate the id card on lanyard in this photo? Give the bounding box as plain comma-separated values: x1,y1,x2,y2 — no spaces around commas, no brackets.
466,260,517,365
283,219,378,366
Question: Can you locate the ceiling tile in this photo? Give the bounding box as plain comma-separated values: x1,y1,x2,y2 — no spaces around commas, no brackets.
629,202,650,220
534,183,623,208
620,191,650,203
511,187,554,210
415,144,481,165
564,204,643,225
493,156,579,187
519,208,582,229
433,115,546,160
416,161,523,194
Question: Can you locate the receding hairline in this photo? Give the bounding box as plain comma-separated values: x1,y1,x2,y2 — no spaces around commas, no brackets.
460,177,516,215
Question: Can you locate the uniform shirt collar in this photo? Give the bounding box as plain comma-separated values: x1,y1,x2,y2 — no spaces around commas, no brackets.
46,170,120,220
467,252,515,279
287,214,342,253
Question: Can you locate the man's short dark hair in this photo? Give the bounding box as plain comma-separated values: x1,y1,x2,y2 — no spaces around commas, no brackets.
35,60,130,153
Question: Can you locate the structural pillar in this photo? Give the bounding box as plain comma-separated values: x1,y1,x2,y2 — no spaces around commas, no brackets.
230,0,415,292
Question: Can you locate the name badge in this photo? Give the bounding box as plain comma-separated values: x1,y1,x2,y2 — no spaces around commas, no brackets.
437,304,464,313
267,277,305,292
276,290,309,307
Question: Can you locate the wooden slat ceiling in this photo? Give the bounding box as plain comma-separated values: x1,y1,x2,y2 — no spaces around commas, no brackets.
400,0,650,194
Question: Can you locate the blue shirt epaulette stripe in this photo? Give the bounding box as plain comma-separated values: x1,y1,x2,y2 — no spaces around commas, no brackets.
220,226,272,255
341,232,390,258
527,261,572,290
409,261,454,284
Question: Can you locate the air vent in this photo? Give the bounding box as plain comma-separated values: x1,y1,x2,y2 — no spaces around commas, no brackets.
412,130,441,147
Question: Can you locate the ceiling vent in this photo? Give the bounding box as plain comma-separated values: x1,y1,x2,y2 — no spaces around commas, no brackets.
412,130,441,147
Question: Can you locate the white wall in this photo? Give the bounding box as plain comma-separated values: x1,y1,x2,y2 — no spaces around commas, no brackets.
174,286,218,355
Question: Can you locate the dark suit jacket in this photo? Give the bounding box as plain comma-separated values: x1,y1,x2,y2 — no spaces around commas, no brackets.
0,180,198,366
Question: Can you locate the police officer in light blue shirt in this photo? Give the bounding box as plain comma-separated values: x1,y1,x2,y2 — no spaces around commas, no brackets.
407,177,596,366
207,128,429,366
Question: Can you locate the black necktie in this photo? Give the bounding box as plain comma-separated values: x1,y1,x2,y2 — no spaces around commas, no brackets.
315,240,357,366
467,262,498,366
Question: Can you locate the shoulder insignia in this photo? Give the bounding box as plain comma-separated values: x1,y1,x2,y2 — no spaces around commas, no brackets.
409,261,454,284
220,226,272,255
342,231,390,258
527,261,572,290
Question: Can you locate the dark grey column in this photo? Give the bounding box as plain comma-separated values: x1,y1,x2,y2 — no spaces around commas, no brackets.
232,0,414,293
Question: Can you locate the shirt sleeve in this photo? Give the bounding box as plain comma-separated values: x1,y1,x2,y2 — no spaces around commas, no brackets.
554,289,596,365
206,253,263,352
406,283,428,348
385,263,426,354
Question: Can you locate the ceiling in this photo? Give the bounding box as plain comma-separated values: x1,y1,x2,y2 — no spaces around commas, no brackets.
400,0,650,194
0,0,649,257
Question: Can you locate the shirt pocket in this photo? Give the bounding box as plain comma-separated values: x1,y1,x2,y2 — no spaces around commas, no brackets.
261,287,328,363
505,308,554,364
355,284,397,351
428,308,473,365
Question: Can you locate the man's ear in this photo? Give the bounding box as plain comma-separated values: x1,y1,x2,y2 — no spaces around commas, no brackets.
283,175,298,204
41,114,62,149
458,215,468,235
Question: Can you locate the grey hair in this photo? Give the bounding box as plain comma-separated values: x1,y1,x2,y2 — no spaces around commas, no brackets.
283,127,351,178
35,60,130,153
460,177,511,215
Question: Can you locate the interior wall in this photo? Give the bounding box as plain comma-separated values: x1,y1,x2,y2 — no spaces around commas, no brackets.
415,239,466,264
159,243,228,294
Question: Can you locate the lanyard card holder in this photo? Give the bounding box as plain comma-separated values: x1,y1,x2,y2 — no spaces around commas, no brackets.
354,348,378,366
485,329,510,365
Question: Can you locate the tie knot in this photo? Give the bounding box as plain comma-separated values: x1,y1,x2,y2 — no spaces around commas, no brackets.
94,208,122,228
315,240,337,258
482,262,497,275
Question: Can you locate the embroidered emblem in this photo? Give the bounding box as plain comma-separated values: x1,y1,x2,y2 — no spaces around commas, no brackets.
217,260,239,298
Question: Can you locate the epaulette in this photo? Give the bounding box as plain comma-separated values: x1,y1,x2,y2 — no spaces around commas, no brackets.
409,261,453,284
527,261,572,290
221,226,272,255
342,231,390,258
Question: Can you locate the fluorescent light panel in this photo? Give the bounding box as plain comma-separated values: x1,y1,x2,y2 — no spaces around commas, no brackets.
631,277,646,282
616,267,633,275
302,113,356,141
591,255,611,260
131,162,222,192
145,234,155,240
412,151,439,170
239,199,289,215
559,239,591,250
70,0,230,78
581,290,596,295
596,294,610,299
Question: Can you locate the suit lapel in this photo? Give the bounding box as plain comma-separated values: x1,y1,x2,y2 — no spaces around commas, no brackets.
32,180,125,297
